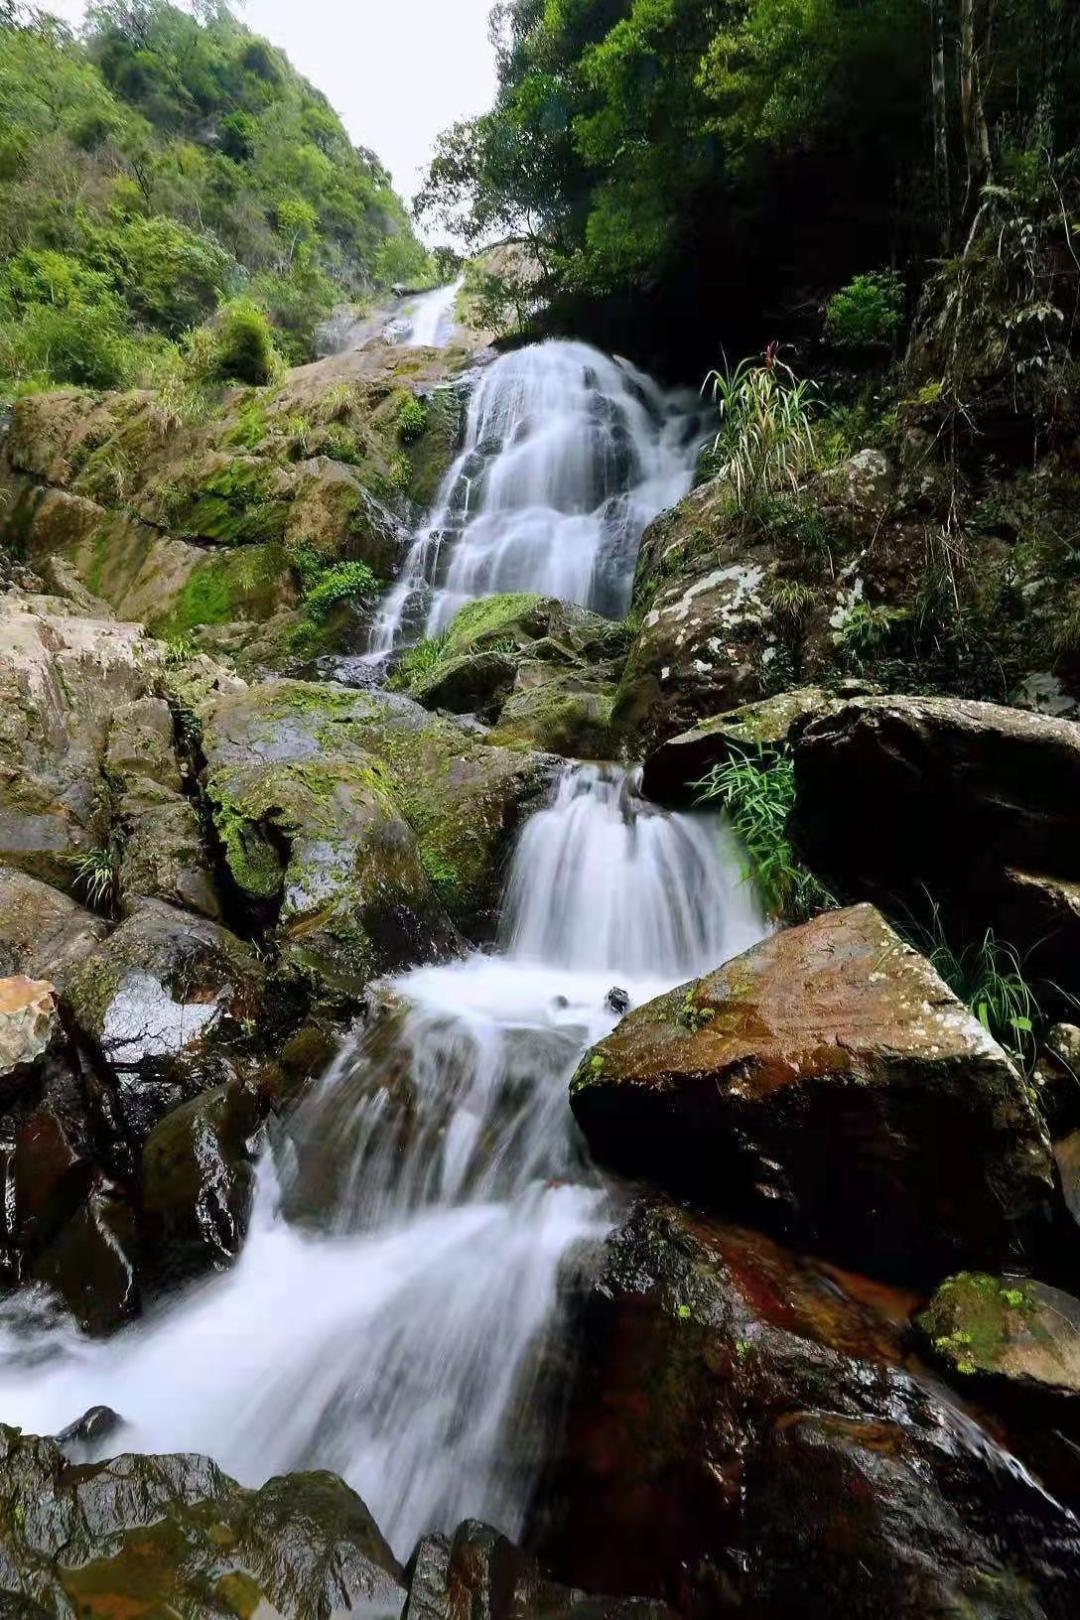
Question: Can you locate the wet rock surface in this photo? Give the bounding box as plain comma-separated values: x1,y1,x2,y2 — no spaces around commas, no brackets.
0,870,106,992
641,688,837,806
917,1272,1080,1399
533,1198,1080,1619
571,904,1052,1283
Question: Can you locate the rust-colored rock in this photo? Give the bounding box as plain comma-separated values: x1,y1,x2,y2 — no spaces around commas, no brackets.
571,905,1052,1282
534,1198,1078,1620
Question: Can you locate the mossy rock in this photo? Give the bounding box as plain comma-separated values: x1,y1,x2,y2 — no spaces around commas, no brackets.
199,680,554,938
408,649,518,719
442,593,622,660
916,1272,1080,1395
489,680,617,760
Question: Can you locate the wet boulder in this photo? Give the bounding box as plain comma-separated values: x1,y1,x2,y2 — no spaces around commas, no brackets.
116,783,222,921
0,869,106,990
141,1078,268,1286
31,1183,139,1336
199,679,553,940
65,900,265,1143
440,594,625,663
534,1198,1079,1619
570,905,1052,1283
0,979,61,1087
0,1424,406,1620
917,1272,1080,1401
489,675,617,761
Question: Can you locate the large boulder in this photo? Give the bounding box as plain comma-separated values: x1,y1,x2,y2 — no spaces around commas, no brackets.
571,904,1052,1282
199,680,553,941
66,900,266,1145
534,1199,1079,1619
0,1425,405,1619
30,1183,139,1337
791,696,1080,994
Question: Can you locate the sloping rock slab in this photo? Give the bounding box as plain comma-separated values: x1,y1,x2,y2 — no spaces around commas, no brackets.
534,1199,1080,1619
571,904,1052,1282
0,869,106,991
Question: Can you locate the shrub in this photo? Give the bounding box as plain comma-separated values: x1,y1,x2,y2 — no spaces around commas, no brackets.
303,560,379,620
825,271,905,350
396,395,428,443
694,747,834,924
189,299,281,386
0,298,137,392
704,350,817,510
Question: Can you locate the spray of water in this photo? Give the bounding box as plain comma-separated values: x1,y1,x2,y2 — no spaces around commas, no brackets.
0,767,764,1556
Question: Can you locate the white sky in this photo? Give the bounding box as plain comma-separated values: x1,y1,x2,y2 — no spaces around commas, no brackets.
44,0,498,214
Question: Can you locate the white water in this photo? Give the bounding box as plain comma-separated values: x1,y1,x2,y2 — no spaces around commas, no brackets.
0,766,764,1557
386,279,463,349
370,340,700,653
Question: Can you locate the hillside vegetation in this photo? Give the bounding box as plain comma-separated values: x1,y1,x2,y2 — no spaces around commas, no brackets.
0,0,433,402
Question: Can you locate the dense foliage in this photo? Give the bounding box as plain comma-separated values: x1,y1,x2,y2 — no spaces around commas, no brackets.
418,0,1080,372
0,0,432,399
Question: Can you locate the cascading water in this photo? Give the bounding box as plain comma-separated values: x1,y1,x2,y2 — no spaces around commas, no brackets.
0,766,765,1557
370,340,701,653
392,278,464,348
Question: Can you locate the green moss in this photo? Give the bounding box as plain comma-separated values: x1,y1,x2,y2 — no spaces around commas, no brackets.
917,1272,1037,1377
224,393,269,450
151,543,288,638
444,593,546,654
178,457,287,546
395,394,428,444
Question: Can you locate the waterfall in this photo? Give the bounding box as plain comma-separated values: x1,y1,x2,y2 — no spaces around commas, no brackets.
0,767,765,1557
370,340,700,653
387,279,464,349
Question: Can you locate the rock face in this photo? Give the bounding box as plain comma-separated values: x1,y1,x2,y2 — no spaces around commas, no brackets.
917,1272,1080,1399
199,679,553,943
641,688,837,806
0,593,163,891
0,979,61,1084
405,1520,674,1620
0,869,106,990
0,1425,406,1620
791,695,1080,996
534,1199,1079,1619
571,905,1052,1282
2,342,470,670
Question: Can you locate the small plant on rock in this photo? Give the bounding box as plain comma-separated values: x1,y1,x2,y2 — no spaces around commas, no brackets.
387,633,448,689
73,847,117,914
704,348,817,511
303,560,379,620
695,746,834,924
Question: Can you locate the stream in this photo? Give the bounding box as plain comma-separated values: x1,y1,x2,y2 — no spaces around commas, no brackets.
0,302,765,1558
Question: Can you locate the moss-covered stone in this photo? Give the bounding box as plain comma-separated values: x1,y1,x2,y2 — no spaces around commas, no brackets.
916,1272,1080,1394
199,680,553,939
489,679,617,760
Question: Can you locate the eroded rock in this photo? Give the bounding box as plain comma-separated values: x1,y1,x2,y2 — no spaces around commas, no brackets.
0,979,61,1086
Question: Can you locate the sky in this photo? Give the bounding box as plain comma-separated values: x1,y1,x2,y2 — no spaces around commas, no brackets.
45,0,498,213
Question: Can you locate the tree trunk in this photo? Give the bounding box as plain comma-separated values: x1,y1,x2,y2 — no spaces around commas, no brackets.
930,0,952,248
959,0,993,216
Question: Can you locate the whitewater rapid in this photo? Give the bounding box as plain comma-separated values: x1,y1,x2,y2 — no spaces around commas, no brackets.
0,766,764,1556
